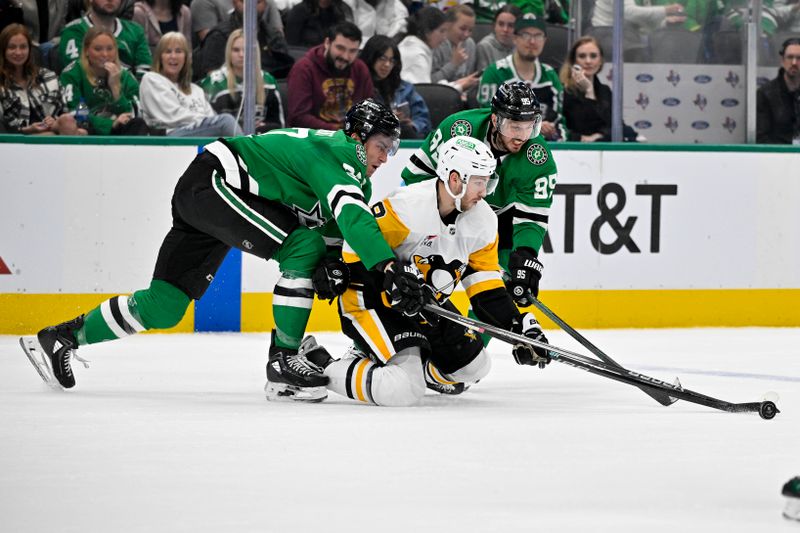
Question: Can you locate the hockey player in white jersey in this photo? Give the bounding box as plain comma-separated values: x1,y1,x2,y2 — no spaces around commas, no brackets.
302,136,551,406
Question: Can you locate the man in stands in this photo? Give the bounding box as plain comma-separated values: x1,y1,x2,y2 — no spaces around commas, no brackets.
59,0,151,78
286,21,372,130
757,36,800,144
477,13,566,142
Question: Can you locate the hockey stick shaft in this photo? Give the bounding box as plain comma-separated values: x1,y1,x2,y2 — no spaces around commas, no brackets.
424,304,778,418
530,297,676,406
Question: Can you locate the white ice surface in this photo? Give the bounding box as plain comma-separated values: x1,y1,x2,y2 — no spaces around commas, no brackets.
2,328,800,533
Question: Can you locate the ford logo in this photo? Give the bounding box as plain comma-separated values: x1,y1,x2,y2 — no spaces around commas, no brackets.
636,74,654,83
694,75,712,84
662,98,681,106
721,98,739,107
691,121,710,130
634,120,652,129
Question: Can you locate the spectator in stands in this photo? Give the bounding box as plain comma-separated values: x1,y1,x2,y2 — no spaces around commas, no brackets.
286,21,371,129
475,4,521,71
60,0,152,79
19,1,67,53
190,0,230,44
397,7,447,83
757,37,800,144
59,27,150,134
361,34,430,138
200,29,284,133
776,1,800,32
140,31,241,136
559,36,639,142
133,0,192,55
343,0,408,41
67,0,135,21
0,23,82,134
477,13,566,141
591,0,685,51
432,4,480,93
196,0,291,81
286,0,353,47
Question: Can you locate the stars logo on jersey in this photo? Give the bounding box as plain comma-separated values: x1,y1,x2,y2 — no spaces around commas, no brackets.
450,120,473,137
291,202,328,228
527,143,548,166
356,144,367,166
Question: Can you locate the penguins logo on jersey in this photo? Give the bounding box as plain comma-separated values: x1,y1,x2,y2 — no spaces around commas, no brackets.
356,144,367,166
450,120,473,137
413,254,466,300
527,143,548,166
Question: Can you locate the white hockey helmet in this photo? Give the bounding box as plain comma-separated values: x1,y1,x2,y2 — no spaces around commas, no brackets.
436,136,498,210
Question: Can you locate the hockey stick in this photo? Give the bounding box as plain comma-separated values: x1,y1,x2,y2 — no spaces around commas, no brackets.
424,303,779,420
530,297,676,407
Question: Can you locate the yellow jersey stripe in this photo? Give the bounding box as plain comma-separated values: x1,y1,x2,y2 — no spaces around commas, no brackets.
465,278,506,298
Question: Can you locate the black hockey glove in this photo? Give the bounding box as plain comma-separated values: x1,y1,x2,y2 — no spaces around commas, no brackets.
511,313,551,369
382,262,430,317
507,247,543,307
312,257,350,301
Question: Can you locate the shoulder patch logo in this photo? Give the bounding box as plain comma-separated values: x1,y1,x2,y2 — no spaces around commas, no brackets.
356,144,367,166
527,143,548,165
450,119,473,137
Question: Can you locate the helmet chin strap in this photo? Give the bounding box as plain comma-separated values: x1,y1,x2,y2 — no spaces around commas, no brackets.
444,177,467,212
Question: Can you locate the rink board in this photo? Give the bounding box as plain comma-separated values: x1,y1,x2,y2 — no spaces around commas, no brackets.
1,139,799,333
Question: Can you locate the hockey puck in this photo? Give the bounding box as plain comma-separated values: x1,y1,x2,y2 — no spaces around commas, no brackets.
759,401,778,420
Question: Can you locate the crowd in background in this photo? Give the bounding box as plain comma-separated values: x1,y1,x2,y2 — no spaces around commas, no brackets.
0,0,798,143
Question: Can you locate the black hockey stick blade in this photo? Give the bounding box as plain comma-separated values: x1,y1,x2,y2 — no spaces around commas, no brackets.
530,297,677,407
424,304,778,419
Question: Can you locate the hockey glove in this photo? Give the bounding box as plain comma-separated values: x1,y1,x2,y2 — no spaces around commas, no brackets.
511,313,551,369
383,262,430,317
312,257,350,301
507,247,543,307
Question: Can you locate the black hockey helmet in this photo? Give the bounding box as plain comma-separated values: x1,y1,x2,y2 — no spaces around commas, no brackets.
491,81,542,122
344,99,401,154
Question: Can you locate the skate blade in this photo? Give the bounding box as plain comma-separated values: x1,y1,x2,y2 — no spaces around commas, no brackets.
264,382,327,403
19,337,63,391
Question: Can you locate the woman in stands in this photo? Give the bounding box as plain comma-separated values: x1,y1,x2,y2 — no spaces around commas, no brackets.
199,29,284,134
59,27,150,135
0,24,82,135
559,36,639,142
139,32,241,137
361,35,430,139
133,0,193,55
286,0,353,47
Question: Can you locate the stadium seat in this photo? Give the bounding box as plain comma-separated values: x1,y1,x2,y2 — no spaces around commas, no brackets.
471,23,493,45
647,27,703,64
287,46,310,61
413,83,464,128
541,23,569,70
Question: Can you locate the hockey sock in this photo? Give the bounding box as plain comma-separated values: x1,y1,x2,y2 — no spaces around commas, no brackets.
272,228,326,350
75,280,190,345
325,352,425,407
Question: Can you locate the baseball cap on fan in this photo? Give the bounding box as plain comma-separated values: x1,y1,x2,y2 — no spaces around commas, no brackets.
514,13,547,35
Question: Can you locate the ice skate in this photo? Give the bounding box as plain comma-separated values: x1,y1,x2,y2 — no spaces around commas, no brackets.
265,332,328,403
19,315,86,390
298,335,336,370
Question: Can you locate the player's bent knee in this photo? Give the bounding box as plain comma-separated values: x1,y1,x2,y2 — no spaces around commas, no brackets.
277,228,327,277
372,356,426,407
450,349,492,383
131,280,191,330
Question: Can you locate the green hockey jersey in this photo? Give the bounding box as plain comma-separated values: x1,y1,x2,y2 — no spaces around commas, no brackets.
59,61,140,135
204,129,395,270
59,16,152,79
401,108,557,257
477,55,567,141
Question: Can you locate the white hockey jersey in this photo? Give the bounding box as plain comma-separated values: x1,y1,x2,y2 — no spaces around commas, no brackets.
343,179,505,301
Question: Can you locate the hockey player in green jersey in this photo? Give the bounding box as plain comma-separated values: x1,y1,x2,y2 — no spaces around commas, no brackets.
20,99,428,403
59,0,152,79
402,81,556,309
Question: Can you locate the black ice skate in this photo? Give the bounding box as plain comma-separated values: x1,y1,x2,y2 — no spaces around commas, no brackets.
265,331,328,403
298,335,335,370
19,315,87,390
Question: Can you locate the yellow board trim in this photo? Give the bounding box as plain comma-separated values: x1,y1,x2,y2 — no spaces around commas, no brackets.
3,289,799,334
0,294,195,334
